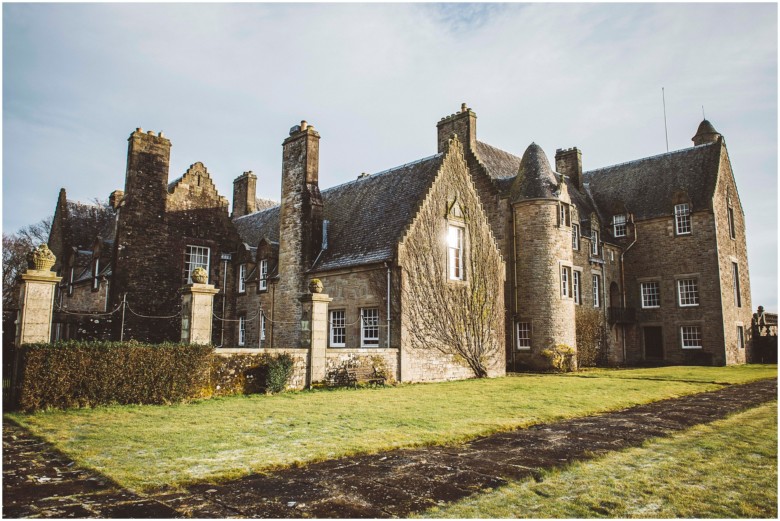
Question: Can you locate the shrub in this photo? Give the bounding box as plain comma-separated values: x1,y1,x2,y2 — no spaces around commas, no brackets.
576,308,606,367
16,341,212,411
265,353,295,394
541,344,576,373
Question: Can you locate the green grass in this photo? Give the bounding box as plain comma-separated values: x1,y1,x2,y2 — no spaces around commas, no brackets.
421,401,778,518
570,363,777,384
5,365,776,492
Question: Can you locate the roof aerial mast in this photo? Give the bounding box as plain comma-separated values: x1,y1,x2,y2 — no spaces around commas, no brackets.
662,87,669,153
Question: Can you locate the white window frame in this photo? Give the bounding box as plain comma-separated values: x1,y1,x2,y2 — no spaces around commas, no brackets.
258,259,268,291
559,203,571,227
736,325,745,350
680,325,702,349
677,278,699,307
92,258,100,290
330,309,346,347
448,224,464,281
238,315,246,346
641,281,661,309
592,274,601,307
360,308,380,347
572,224,580,250
573,270,581,305
260,312,266,343
561,265,572,298
516,322,531,350
591,230,599,256
674,203,691,235
238,263,247,293
732,262,741,308
612,214,627,238
185,245,210,284
68,267,74,296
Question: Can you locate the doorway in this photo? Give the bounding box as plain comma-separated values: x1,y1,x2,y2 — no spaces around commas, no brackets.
643,326,664,360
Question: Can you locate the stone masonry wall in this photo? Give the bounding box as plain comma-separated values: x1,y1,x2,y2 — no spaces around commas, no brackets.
711,146,752,364
513,200,577,370
623,211,724,365
398,138,506,382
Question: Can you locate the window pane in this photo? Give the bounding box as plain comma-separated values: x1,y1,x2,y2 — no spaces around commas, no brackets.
613,215,626,237
259,259,268,290
572,224,579,250
641,282,660,308
573,271,581,304
681,325,702,349
593,274,601,307
675,204,691,235
361,308,380,347
448,225,464,280
517,322,531,349
678,279,699,306
186,245,210,283
238,316,246,346
330,310,346,347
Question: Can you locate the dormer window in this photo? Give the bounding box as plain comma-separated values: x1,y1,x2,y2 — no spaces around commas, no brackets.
612,214,627,238
258,259,268,291
674,203,691,235
238,263,247,293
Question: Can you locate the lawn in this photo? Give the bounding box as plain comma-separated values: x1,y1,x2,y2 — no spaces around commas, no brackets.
421,401,778,518
6,365,776,491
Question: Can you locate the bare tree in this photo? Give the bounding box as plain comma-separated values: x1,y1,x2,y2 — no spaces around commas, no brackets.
3,216,53,308
400,157,504,378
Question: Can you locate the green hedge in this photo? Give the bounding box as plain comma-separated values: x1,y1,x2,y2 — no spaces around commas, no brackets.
15,342,299,411
17,341,213,411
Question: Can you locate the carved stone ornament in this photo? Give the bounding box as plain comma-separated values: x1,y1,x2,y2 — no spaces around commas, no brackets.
191,267,208,284
27,244,56,271
309,278,324,294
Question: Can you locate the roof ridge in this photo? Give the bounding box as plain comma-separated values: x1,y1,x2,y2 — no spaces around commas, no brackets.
321,153,443,194
585,142,717,175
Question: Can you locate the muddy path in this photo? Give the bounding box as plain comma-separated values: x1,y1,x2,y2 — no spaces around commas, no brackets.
3,378,776,518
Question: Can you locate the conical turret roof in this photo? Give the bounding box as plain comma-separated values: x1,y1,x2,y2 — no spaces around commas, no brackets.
692,119,721,145
511,143,559,201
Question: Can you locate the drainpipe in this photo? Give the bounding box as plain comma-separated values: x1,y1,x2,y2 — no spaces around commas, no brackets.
511,205,518,371
219,255,230,347
385,262,391,348
619,214,638,364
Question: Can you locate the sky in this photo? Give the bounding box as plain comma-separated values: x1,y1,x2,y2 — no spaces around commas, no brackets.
3,3,777,310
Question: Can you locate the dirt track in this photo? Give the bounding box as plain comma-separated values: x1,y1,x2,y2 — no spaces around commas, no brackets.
3,378,776,518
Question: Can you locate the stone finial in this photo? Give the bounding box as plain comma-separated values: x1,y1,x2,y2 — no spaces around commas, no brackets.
191,267,208,284
309,278,324,294
26,244,56,271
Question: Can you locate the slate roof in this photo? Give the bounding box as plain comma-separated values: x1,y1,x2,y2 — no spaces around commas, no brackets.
233,154,444,272
475,141,522,194
510,143,559,202
583,141,722,221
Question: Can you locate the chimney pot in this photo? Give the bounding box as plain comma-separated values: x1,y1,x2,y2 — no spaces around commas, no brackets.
301,120,308,131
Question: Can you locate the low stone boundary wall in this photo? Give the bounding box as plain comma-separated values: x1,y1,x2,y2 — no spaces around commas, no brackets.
326,349,400,383
213,348,310,392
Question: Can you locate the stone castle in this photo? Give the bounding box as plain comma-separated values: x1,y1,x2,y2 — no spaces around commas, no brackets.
47,105,753,381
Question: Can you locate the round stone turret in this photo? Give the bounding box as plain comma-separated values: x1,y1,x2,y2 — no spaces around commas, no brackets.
692,119,721,146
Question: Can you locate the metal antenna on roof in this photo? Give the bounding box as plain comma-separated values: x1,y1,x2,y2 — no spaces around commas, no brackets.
702,105,706,120
662,87,669,153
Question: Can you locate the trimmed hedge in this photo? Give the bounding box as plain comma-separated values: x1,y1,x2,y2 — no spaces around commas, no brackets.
15,342,300,411
17,341,213,411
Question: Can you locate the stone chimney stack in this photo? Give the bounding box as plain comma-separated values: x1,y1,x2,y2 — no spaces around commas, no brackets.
232,171,257,218
276,120,324,346
555,147,583,191
123,128,172,214
437,103,477,153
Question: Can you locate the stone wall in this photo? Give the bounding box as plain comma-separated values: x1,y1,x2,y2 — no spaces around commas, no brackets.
398,137,506,382
325,349,399,382
623,211,724,365
213,348,310,391
513,199,576,370
711,146,753,364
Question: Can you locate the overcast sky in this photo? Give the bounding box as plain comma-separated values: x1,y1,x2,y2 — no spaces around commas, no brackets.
3,3,777,310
